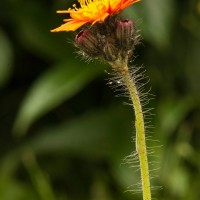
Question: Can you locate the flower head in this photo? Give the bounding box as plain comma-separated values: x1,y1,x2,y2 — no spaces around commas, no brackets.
51,0,140,32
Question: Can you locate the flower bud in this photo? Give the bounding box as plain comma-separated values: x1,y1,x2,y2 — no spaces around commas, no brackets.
103,42,118,62
116,20,135,50
75,29,100,56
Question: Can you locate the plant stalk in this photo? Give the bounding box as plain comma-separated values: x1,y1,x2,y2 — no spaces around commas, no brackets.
122,68,151,200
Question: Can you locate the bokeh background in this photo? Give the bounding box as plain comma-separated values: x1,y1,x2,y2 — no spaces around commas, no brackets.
0,0,200,199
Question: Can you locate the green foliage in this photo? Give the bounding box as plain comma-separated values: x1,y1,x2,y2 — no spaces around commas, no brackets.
0,0,200,200
13,60,103,136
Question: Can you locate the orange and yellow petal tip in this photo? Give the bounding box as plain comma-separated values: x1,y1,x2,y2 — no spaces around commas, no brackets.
51,20,87,32
50,27,63,32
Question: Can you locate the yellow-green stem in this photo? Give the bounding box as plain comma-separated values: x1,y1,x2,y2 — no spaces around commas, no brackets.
123,69,151,200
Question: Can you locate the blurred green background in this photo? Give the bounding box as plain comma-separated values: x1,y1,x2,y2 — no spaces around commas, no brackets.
0,0,200,199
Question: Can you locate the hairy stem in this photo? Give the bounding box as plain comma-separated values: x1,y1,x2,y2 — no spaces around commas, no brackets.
122,68,151,200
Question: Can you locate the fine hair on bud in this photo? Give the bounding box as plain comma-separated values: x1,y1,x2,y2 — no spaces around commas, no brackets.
75,15,140,63
75,29,101,57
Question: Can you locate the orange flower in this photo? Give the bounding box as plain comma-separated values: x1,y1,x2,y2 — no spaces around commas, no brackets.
51,0,140,32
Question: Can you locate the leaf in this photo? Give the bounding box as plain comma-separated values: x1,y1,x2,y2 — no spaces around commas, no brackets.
13,60,104,136
0,178,37,200
22,152,57,200
157,96,196,137
23,106,132,159
21,106,138,191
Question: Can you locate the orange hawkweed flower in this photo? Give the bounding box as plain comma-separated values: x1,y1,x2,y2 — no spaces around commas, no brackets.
51,0,140,32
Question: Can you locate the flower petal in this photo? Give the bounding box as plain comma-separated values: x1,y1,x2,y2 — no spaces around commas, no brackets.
51,20,87,32
51,0,140,32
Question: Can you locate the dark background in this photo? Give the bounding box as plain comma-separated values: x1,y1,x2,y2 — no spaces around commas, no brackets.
0,0,200,199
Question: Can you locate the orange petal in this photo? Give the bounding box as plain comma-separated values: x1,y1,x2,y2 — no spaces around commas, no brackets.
91,12,109,25
51,20,87,32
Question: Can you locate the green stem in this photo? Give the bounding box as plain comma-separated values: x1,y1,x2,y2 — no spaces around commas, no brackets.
122,69,151,200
